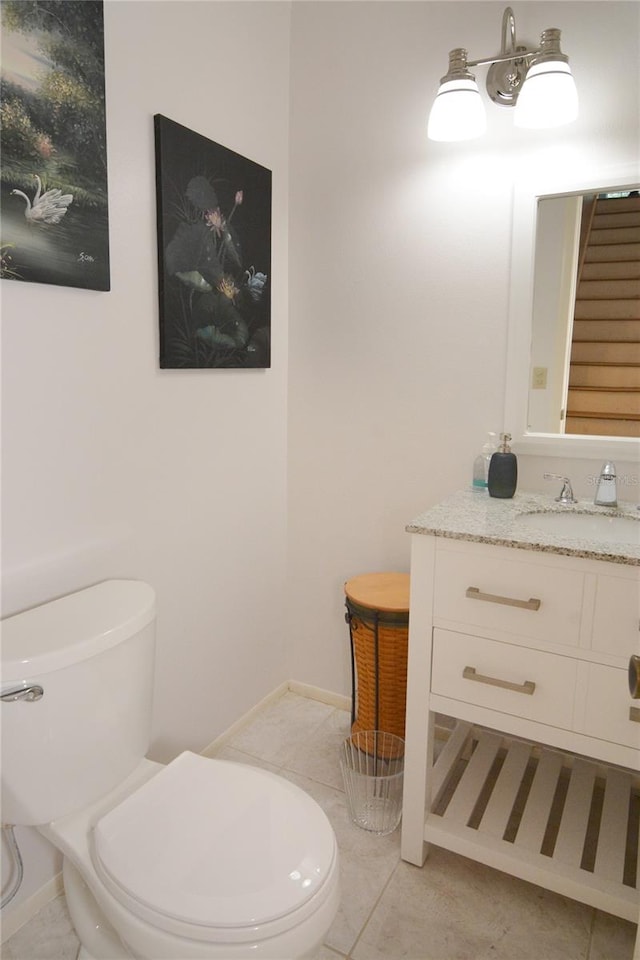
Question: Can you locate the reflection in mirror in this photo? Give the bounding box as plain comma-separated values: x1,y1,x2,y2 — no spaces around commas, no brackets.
528,186,640,438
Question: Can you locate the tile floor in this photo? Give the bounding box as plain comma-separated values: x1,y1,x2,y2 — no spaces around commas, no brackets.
2,691,637,960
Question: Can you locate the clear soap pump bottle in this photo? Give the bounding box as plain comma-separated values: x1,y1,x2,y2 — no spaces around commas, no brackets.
472,432,498,491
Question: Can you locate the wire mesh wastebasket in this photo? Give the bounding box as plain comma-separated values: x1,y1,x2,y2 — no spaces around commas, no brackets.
340,730,405,835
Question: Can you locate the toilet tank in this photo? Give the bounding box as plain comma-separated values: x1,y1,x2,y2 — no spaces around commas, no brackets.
1,580,156,826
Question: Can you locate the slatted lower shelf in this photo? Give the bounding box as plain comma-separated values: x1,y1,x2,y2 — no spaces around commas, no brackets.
424,722,640,922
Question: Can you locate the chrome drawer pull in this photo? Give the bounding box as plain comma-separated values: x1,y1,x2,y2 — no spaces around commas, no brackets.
463,665,536,696
465,586,541,611
630,707,640,724
629,655,640,699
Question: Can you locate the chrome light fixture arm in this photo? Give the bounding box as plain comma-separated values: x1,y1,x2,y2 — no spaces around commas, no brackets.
483,7,530,106
464,6,560,108
437,9,531,102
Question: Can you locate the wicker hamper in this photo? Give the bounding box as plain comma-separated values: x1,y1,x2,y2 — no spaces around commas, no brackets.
344,572,410,741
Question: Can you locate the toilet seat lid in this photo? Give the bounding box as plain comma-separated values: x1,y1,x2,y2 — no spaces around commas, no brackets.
93,752,336,930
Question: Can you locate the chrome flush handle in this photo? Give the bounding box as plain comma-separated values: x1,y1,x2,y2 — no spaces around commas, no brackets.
1,685,44,702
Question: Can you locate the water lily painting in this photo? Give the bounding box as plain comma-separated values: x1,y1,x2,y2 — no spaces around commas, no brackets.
154,115,271,369
0,0,110,290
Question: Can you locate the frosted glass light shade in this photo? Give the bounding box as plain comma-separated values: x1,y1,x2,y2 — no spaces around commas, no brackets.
514,61,578,128
427,78,486,141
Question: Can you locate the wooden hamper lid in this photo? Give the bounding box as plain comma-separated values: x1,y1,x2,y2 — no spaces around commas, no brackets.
344,572,410,613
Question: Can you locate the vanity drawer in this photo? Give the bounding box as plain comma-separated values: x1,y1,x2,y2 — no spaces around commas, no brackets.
431,628,577,728
581,663,640,756
591,574,640,659
433,545,584,645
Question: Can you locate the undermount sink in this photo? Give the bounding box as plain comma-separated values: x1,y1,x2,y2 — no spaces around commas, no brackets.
515,510,640,545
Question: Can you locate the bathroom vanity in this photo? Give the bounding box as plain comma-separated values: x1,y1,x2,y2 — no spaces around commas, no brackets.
400,490,640,925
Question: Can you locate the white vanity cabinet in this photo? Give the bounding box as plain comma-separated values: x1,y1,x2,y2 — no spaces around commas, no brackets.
401,500,640,927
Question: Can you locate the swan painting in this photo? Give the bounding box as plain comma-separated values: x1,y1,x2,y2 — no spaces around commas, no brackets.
11,175,74,225
0,1,109,289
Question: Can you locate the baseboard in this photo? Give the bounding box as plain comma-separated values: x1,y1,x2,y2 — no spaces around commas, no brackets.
1,872,64,943
287,679,351,713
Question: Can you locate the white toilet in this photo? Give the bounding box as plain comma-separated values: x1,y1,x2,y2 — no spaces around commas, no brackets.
1,580,340,959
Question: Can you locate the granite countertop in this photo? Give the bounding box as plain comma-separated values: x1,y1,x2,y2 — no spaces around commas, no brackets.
407,490,640,566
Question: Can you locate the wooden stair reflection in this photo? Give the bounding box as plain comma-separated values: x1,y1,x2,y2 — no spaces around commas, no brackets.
566,194,640,437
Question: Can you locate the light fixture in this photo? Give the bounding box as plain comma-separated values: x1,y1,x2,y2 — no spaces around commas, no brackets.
428,7,578,142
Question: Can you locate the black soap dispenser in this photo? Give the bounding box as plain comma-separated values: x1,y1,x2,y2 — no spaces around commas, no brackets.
488,432,517,499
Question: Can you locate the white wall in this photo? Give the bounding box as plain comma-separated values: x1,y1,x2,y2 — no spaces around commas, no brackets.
286,1,640,695
1,0,291,922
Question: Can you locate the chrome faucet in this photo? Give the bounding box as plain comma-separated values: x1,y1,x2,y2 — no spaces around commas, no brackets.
594,461,617,507
544,473,577,504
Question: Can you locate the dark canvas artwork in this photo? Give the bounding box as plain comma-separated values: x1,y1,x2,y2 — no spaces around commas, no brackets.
0,0,110,290
154,115,272,369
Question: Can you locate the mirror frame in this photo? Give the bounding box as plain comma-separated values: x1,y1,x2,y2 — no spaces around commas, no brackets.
505,161,640,460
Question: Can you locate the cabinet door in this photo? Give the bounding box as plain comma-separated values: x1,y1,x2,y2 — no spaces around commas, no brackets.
434,545,584,645
431,629,577,728
582,662,640,757
592,574,640,659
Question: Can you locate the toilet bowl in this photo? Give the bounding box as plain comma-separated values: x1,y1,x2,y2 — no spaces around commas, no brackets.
1,581,340,959
45,753,340,959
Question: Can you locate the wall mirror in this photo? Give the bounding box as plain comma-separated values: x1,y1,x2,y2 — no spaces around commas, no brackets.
505,163,640,460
